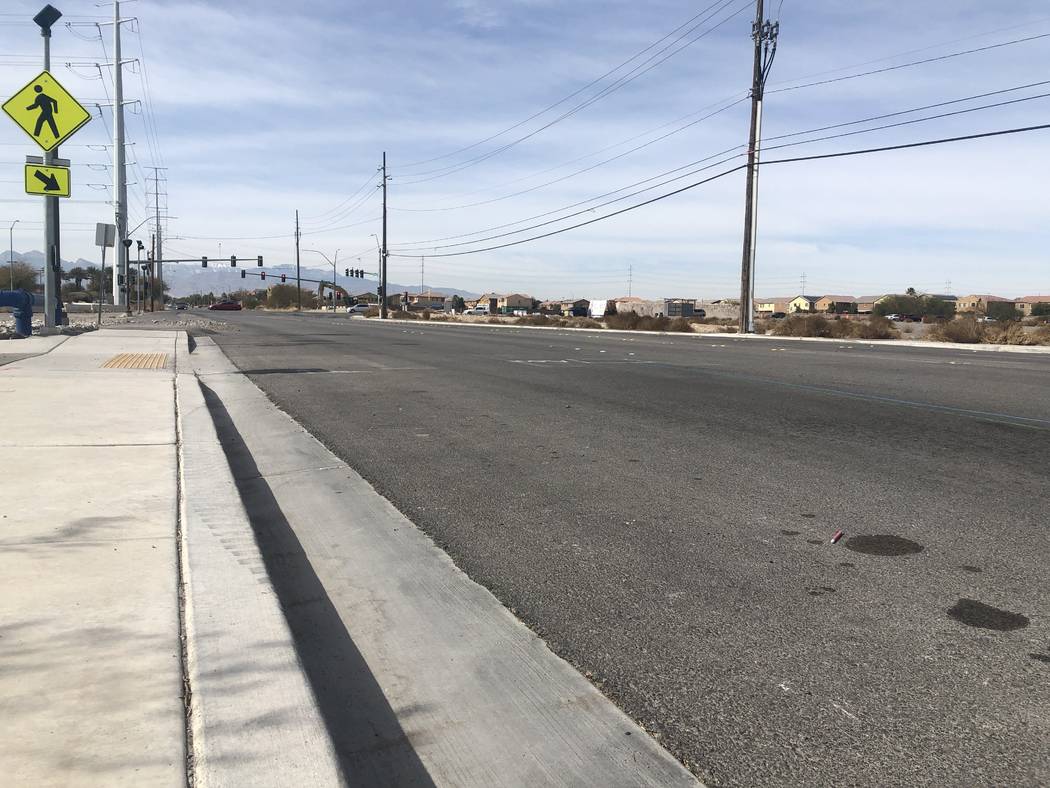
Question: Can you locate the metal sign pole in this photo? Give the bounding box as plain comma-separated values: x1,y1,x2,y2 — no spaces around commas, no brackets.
40,14,57,331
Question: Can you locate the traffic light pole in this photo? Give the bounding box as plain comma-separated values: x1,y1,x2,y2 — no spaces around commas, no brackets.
380,152,388,319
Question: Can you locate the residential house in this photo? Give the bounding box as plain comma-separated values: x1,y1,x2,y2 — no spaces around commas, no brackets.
788,295,820,313
956,294,1012,313
756,298,791,315
855,296,884,314
496,293,534,314
1014,296,1050,316
815,295,857,314
540,298,589,316
406,290,448,309
349,291,378,304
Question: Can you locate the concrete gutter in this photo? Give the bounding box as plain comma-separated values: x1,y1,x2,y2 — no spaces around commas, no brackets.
189,336,701,786
174,335,343,787
361,316,1050,355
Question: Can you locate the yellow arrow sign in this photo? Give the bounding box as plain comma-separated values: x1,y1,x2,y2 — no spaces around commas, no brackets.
3,70,91,152
24,163,71,197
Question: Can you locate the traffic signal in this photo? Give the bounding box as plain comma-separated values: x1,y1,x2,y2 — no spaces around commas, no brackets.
344,268,349,277
201,256,208,267
257,256,263,266
230,255,237,267
280,274,286,283
240,269,246,279
260,271,266,280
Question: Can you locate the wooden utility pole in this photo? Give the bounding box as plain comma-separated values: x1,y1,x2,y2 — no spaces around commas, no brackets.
738,0,779,333
295,209,302,311
381,152,388,319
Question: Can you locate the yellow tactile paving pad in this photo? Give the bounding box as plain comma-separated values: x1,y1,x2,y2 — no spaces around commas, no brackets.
101,352,168,370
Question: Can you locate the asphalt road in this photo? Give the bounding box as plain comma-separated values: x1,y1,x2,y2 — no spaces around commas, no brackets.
188,311,1048,787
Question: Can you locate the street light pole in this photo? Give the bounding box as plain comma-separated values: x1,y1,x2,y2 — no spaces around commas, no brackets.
8,220,18,290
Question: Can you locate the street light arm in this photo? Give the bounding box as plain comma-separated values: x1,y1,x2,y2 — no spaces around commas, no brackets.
302,248,332,265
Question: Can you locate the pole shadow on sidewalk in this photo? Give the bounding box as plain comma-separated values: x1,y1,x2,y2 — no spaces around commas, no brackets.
200,383,436,787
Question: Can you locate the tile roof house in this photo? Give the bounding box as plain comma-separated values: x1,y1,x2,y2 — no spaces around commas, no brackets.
815,295,857,313
1014,296,1050,316
956,294,1012,313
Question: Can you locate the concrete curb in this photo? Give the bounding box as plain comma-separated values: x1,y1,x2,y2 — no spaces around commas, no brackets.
360,316,1050,354
190,336,702,787
175,349,343,786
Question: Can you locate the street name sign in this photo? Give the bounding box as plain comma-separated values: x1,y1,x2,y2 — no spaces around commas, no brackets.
3,70,92,152
24,163,70,197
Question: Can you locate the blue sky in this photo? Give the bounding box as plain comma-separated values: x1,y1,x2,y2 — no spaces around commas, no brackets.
1,0,1048,299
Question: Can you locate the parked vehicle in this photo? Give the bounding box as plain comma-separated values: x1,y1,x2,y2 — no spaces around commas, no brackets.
770,312,787,319
174,302,188,310
208,300,242,311
466,305,489,315
345,303,372,314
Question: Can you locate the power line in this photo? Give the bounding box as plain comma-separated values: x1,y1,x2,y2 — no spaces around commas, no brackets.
393,97,749,213
398,0,744,170
390,81,1050,249
389,123,1050,259
397,0,751,184
768,32,1050,96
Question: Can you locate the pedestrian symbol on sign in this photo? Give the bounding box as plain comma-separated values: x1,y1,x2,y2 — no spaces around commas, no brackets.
28,85,59,138
3,70,91,152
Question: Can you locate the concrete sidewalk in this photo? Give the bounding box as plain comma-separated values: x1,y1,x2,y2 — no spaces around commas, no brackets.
0,329,185,786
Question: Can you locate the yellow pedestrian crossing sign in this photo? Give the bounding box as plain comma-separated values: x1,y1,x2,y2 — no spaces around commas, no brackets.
3,70,91,152
25,163,70,197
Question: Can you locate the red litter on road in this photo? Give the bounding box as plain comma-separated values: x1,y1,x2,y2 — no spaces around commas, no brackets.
830,530,844,544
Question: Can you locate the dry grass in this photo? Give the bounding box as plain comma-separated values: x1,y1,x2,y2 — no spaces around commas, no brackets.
770,314,899,340
925,317,1050,345
926,317,985,344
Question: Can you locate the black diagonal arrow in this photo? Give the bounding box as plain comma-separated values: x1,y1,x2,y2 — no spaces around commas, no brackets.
34,169,60,192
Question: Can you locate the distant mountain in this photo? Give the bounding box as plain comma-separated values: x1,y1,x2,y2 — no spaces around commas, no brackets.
158,261,478,300
5,250,478,299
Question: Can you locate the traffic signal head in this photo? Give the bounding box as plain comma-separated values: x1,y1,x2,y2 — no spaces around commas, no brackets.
257,256,263,266
280,274,286,283
230,255,237,267
344,268,349,277
260,271,266,280
201,256,208,267
240,269,246,279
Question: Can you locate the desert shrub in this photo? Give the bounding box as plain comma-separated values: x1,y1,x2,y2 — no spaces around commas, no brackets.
605,311,641,330
429,313,449,322
390,310,419,320
638,315,671,331
364,306,379,317
927,316,984,343
667,317,694,332
1033,326,1050,345
516,314,560,327
421,309,431,320
984,322,1041,346
771,314,897,340
486,317,502,324
853,315,899,340
564,316,602,329
771,315,835,338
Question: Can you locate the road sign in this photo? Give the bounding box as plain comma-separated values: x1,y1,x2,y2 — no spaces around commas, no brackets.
24,163,70,197
95,223,116,248
3,70,92,152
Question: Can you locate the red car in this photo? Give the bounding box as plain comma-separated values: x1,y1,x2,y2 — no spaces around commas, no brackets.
208,300,242,311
